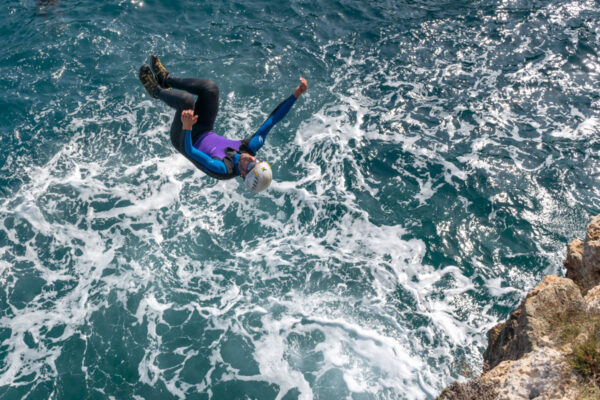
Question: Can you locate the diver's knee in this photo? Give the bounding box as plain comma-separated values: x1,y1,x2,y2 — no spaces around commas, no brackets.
206,80,219,97
182,93,195,110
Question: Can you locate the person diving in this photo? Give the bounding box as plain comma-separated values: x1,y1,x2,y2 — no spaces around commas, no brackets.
138,55,308,192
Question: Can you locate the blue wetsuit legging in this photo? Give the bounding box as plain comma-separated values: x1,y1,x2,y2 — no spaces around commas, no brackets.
157,77,219,155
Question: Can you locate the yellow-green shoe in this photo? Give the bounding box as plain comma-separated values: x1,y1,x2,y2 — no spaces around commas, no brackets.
138,64,160,98
150,55,171,88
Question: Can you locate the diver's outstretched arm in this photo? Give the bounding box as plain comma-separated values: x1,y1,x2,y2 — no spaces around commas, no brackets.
293,77,308,99
247,77,308,153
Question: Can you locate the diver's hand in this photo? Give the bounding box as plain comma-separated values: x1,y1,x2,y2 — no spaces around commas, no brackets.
181,109,198,130
294,77,308,98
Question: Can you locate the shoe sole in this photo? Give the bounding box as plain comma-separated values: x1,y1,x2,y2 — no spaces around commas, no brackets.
150,55,170,88
139,65,159,98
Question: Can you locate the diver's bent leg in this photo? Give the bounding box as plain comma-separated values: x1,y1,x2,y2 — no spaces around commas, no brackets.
158,88,195,111
170,113,186,154
164,77,219,132
165,77,219,98
156,89,195,154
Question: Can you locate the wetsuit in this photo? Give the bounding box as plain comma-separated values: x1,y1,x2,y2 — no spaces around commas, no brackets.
157,77,296,180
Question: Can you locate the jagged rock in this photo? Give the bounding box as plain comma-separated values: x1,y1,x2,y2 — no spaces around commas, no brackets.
564,238,583,281
586,215,600,242
436,380,496,400
437,216,600,400
584,285,600,312
483,276,584,369
564,215,600,293
481,347,579,400
439,347,579,400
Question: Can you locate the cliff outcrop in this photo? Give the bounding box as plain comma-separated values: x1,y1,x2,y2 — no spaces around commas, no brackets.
439,216,600,400
564,215,600,294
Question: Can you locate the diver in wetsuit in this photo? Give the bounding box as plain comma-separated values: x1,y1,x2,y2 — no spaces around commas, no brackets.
138,55,308,192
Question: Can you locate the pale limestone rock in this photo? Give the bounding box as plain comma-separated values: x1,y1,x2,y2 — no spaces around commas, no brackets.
484,276,584,369
563,238,583,279
585,215,600,242
584,285,600,312
481,347,579,400
564,215,600,293
438,216,600,400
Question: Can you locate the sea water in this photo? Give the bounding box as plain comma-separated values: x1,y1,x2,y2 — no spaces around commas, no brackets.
1,0,599,399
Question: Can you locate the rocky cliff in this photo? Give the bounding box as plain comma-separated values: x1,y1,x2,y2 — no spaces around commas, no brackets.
438,216,600,400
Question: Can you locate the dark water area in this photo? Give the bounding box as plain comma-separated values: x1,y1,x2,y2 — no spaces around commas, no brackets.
0,0,599,398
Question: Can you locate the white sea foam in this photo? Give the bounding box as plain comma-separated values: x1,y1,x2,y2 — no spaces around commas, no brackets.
3,1,600,398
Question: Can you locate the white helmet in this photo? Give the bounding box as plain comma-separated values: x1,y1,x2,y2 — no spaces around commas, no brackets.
244,161,272,192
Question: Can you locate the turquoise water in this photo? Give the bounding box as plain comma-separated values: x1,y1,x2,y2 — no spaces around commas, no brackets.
1,0,599,398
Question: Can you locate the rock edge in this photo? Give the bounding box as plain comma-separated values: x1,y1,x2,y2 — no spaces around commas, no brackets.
438,216,600,400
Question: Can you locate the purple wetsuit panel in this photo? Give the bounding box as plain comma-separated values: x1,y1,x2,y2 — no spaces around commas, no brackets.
193,132,241,159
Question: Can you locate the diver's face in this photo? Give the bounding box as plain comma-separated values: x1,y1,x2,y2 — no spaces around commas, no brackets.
239,153,256,178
